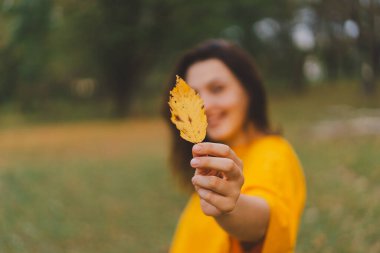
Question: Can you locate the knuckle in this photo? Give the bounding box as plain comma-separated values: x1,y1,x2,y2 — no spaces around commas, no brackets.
209,176,219,189
203,142,211,152
202,157,211,169
221,201,235,213
220,144,230,156
199,157,206,167
203,191,213,202
191,177,197,185
226,159,235,171
232,188,241,199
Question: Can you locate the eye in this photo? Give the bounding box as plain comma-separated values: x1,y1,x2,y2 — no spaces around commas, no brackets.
209,84,225,94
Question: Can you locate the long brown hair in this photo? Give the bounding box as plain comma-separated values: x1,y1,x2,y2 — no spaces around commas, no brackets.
163,39,272,190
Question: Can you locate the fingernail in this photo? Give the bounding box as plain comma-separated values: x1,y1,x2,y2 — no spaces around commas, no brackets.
198,188,207,197
193,144,201,152
190,158,199,167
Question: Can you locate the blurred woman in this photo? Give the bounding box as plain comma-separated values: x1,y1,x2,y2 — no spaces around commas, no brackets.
164,39,306,253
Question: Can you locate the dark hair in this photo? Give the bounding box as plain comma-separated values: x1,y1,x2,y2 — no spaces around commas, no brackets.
163,39,272,190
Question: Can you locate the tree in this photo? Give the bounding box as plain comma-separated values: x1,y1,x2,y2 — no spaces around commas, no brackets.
0,0,52,108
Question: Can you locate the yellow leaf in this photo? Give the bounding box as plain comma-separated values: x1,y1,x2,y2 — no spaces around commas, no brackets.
168,75,208,143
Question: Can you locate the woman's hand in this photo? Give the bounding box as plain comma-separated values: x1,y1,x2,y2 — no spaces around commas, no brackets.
190,142,244,217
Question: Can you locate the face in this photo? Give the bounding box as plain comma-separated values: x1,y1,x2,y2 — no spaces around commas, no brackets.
186,58,250,145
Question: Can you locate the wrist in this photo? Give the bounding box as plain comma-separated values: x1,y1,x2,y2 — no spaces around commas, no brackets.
215,193,241,219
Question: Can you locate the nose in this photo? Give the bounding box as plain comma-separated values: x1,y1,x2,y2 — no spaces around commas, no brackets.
199,92,213,114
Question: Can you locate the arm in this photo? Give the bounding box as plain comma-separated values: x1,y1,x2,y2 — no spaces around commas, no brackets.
216,194,269,242
190,142,270,242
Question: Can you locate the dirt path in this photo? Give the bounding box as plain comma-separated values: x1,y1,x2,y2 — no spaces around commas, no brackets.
311,106,380,140
0,119,169,167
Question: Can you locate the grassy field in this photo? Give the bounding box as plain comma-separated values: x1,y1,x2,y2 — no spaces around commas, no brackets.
1,83,380,253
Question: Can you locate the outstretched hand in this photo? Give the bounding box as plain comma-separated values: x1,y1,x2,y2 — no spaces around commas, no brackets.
190,142,244,217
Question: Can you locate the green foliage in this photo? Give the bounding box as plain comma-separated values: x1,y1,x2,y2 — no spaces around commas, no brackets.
0,0,379,117
0,0,52,106
1,84,380,252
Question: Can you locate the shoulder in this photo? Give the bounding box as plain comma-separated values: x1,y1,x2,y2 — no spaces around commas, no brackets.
246,135,296,160
241,135,303,180
241,135,305,194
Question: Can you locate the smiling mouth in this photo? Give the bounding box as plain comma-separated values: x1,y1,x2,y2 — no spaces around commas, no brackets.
207,112,225,127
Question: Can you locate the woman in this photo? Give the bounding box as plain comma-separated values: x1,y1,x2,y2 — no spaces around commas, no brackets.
164,39,306,253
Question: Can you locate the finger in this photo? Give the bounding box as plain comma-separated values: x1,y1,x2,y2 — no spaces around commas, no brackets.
193,185,220,216
200,198,222,216
193,181,221,216
192,175,230,196
193,142,243,168
195,167,222,177
197,188,236,214
190,156,241,179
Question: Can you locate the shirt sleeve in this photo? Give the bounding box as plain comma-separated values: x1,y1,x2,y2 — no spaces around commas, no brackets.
238,138,307,253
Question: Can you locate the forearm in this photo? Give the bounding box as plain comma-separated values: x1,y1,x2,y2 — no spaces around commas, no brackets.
215,194,270,242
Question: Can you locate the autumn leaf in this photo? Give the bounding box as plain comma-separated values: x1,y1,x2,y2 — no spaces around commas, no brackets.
168,75,207,143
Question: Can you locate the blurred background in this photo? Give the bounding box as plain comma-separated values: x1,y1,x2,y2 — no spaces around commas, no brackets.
0,0,379,252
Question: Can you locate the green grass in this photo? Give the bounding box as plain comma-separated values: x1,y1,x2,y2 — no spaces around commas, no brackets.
0,158,185,253
1,82,380,252
0,120,186,253
294,137,380,252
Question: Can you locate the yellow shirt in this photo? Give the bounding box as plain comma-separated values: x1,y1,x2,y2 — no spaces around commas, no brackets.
170,136,306,253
